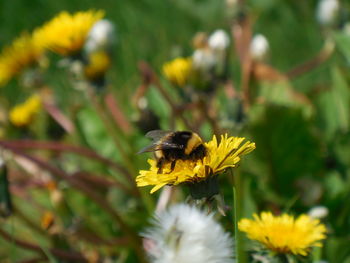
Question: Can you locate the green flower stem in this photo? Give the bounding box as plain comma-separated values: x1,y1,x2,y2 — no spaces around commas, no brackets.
286,254,297,263
312,246,322,262
198,98,221,136
232,168,246,263
233,186,239,263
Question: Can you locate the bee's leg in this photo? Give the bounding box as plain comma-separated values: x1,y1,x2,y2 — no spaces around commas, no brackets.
157,158,165,174
170,160,176,172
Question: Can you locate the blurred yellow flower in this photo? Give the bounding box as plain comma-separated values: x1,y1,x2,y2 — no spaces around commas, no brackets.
9,94,42,127
238,212,327,256
0,34,43,86
33,10,104,56
163,57,192,86
41,211,55,230
136,134,255,193
84,51,111,81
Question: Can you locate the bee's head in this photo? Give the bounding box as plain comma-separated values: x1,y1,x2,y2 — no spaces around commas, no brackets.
184,132,203,155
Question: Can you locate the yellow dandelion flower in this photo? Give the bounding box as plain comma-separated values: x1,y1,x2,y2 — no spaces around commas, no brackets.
0,34,43,86
238,211,327,256
84,51,111,81
9,94,42,127
162,57,192,86
33,10,104,56
136,134,255,194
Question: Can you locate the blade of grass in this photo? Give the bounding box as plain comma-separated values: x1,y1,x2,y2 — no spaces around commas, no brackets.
0,140,133,186
0,228,87,262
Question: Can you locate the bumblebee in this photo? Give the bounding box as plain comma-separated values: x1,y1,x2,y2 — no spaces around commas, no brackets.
138,130,207,173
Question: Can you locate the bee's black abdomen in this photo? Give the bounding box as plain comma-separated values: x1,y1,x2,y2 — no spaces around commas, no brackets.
162,147,185,161
189,144,207,160
161,131,191,161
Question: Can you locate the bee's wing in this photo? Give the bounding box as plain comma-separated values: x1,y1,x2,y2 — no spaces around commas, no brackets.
137,143,161,154
138,140,184,154
145,130,172,141
138,130,183,154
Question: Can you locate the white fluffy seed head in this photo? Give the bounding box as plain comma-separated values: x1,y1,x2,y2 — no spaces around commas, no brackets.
85,19,116,53
192,49,216,72
208,30,230,51
308,206,329,219
143,204,234,263
250,34,269,61
316,0,339,26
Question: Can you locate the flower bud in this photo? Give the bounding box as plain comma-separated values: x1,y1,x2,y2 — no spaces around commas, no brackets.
208,30,230,51
308,206,329,219
85,19,115,53
316,0,339,26
250,34,269,61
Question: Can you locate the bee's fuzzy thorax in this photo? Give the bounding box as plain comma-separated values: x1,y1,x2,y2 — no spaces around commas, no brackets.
184,132,203,155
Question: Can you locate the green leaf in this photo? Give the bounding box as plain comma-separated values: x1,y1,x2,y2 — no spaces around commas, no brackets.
75,107,120,161
317,66,350,139
258,81,313,117
326,237,350,263
248,106,322,201
334,32,350,62
324,171,346,200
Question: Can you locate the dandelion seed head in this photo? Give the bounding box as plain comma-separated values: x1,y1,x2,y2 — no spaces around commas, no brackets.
85,19,115,53
208,30,230,51
250,34,269,61
143,204,234,263
316,0,339,26
192,48,216,72
308,206,329,219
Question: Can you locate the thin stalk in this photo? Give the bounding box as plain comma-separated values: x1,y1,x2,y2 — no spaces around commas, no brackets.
0,228,87,262
233,186,239,263
90,92,155,214
153,78,197,132
13,206,47,237
0,139,134,187
286,39,334,79
198,98,221,136
311,246,322,263
88,92,136,176
18,256,47,263
141,61,198,132
232,168,246,263
232,15,253,112
104,93,133,134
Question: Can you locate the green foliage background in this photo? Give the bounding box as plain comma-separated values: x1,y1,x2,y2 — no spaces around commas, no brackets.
1,0,350,262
